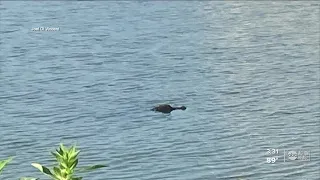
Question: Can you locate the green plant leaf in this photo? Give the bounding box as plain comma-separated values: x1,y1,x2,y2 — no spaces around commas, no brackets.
72,177,83,180
51,151,63,162
77,164,107,173
0,156,14,174
70,159,78,170
60,161,68,169
60,144,67,153
70,149,80,161
31,163,54,178
53,166,62,177
69,146,76,155
26,143,107,180
73,150,80,158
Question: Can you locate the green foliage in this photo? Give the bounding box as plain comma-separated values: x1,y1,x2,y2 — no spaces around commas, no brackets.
0,156,14,175
22,143,106,180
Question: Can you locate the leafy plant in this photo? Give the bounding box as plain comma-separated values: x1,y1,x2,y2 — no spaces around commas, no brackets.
22,144,106,180
0,156,14,175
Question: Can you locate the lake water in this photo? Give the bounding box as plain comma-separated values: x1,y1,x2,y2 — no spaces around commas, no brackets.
0,1,319,180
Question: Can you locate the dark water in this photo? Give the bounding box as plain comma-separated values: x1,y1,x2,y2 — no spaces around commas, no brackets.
0,1,319,180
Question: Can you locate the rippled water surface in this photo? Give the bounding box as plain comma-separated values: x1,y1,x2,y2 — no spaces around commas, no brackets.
0,2,319,180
